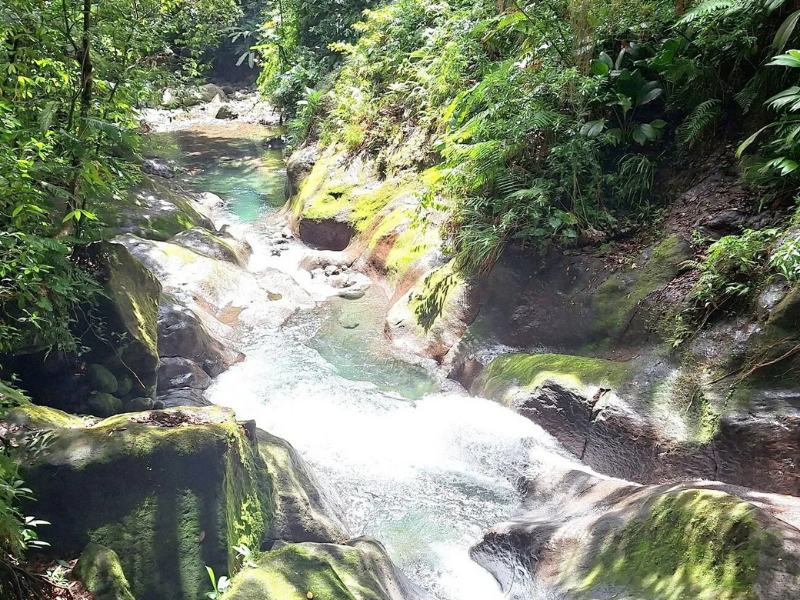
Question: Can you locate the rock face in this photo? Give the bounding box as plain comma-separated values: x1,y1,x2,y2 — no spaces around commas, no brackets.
74,543,136,600
215,104,238,120
226,538,426,600
99,176,215,242
7,405,347,600
171,227,251,268
474,353,800,495
142,157,175,179
157,357,213,392
157,300,243,378
472,469,800,600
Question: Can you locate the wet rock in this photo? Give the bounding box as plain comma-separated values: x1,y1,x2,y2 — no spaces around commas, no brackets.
324,264,341,277
87,392,123,417
227,538,426,600
171,227,251,267
700,209,748,236
157,299,244,377
199,83,227,102
286,146,319,196
473,469,800,600
104,176,214,241
74,543,135,600
157,357,212,392
298,219,355,251
281,226,293,239
447,358,484,390
192,191,226,211
155,387,210,408
215,104,238,120
256,429,347,545
262,135,286,150
141,157,174,179
88,364,118,394
474,353,800,495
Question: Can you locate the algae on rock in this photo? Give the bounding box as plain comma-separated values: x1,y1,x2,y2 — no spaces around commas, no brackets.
74,543,136,600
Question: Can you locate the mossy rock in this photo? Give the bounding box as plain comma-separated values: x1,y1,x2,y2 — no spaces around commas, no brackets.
592,234,692,344
473,352,634,402
84,242,161,396
87,392,123,417
88,364,119,394
226,538,424,600
74,543,136,600
170,228,250,268
5,404,86,428
96,176,214,242
579,488,791,600
474,471,800,600
18,406,272,600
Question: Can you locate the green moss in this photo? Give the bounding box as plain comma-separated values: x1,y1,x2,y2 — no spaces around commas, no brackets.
289,151,338,217
6,404,86,428
226,541,401,600
593,234,691,339
367,207,437,282
103,243,160,361
21,407,272,600
581,490,766,600
74,543,136,600
475,353,633,403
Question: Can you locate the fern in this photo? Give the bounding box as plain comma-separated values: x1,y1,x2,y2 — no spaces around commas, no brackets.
677,99,723,149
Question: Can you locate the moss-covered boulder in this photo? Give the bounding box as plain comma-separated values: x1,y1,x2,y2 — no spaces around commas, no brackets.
97,176,214,242
86,392,123,417
171,228,251,268
226,538,425,600
474,352,800,495
14,405,271,600
88,364,119,394
473,470,800,600
74,543,136,600
88,241,161,397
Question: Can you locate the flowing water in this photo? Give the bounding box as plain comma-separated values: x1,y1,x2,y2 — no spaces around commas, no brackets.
151,122,577,600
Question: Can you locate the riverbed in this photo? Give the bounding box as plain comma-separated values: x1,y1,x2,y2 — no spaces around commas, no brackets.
145,116,579,600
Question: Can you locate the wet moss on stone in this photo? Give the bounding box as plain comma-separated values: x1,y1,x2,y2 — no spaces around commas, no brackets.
74,542,136,600
476,353,633,402
407,261,462,333
580,489,767,600
593,234,692,340
19,407,272,600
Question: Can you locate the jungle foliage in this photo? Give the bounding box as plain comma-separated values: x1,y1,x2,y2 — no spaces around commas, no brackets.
0,0,236,355
250,0,800,273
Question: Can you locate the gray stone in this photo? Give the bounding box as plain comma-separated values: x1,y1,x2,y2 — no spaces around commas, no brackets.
141,157,174,179
157,357,213,393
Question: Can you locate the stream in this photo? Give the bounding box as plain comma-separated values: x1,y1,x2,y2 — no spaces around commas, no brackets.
147,118,578,600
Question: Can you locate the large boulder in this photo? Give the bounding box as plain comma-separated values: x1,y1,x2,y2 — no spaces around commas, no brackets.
225,538,426,600
5,404,349,600
472,469,800,600
12,405,268,600
157,357,213,393
98,176,214,242
474,352,800,495
171,228,251,268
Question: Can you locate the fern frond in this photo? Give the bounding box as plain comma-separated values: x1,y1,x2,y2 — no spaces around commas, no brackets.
677,99,723,149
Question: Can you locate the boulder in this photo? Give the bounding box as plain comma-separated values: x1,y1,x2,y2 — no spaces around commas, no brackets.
171,228,251,268
83,242,161,397
474,352,800,495
215,104,238,120
226,538,426,600
141,157,175,179
6,404,350,600
99,176,214,242
157,357,213,393
199,83,227,103
74,543,136,600
286,146,318,196
86,392,123,417
88,364,118,394
124,397,154,412
256,429,346,545
157,299,243,377
155,387,210,408
472,469,800,600
13,406,270,600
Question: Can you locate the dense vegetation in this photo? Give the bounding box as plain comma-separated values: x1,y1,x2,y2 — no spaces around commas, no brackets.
242,0,800,337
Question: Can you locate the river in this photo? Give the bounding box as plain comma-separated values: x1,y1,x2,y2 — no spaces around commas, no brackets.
147,118,577,600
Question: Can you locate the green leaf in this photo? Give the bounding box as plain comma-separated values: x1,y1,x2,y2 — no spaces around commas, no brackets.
580,120,606,137
774,11,800,52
